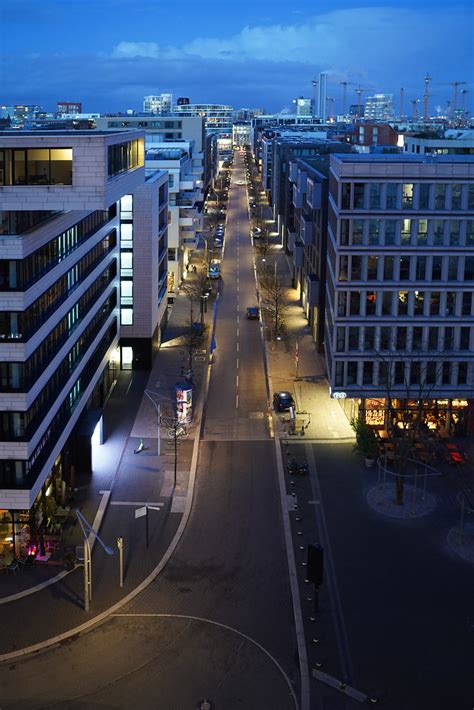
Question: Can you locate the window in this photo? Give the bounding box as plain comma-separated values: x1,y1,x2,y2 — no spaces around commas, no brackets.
384,256,394,280
448,257,458,281
341,183,350,209
364,327,375,350
340,220,349,245
462,292,472,316
120,194,133,220
414,291,424,316
434,184,446,210
460,327,470,350
120,280,133,305
430,292,440,316
337,292,347,316
399,257,410,280
339,256,348,281
365,291,376,315
431,256,442,281
351,255,361,280
398,291,408,316
347,362,358,385
394,362,405,384
416,257,426,280
336,327,345,352
458,363,468,385
468,185,474,210
348,327,359,350
367,256,378,280
396,327,407,350
451,184,462,210
426,362,437,385
386,183,398,209
444,327,454,351
363,362,373,385
442,362,451,385
380,327,392,349
368,220,380,245
402,183,414,209
0,147,73,186
369,184,381,209
108,139,144,177
417,219,428,245
335,362,344,387
384,220,397,245
352,219,363,244
121,309,133,325
120,252,133,277
353,183,365,209
382,292,393,315
350,292,360,316
418,183,430,209
449,221,460,246
467,221,474,246
432,220,444,245
401,219,412,245
428,328,438,350
464,256,474,281
412,327,423,351
410,362,421,385
445,292,456,316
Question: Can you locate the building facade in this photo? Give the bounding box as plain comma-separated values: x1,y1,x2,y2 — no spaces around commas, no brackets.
174,103,233,136
143,94,173,115
364,94,394,121
0,130,145,554
325,153,474,431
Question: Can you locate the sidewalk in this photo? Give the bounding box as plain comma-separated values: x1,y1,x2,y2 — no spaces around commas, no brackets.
0,270,213,655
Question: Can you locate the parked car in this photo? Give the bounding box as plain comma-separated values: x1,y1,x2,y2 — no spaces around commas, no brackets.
235,180,244,185
246,306,259,320
214,238,223,248
273,391,295,412
208,259,221,279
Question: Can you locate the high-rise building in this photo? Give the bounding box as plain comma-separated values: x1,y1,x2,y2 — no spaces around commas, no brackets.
294,97,313,117
57,102,82,115
0,130,147,542
317,73,328,122
143,94,173,115
364,94,394,121
325,153,474,430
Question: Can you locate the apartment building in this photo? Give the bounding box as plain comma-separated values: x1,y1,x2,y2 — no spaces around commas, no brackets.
0,130,145,553
325,153,474,432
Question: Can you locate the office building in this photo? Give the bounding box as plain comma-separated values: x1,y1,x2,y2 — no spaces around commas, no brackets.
403,129,474,155
174,103,233,136
0,130,145,548
294,97,313,117
364,94,394,121
232,122,250,147
57,102,83,115
325,153,474,430
143,94,173,115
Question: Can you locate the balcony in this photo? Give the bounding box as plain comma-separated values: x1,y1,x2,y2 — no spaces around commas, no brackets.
300,216,313,246
293,240,304,267
306,180,322,209
293,184,304,209
289,161,298,183
306,274,320,306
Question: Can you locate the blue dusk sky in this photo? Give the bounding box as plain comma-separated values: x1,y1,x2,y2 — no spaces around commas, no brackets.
0,0,472,115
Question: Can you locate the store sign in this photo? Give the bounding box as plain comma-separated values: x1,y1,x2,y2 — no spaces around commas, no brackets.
332,392,347,399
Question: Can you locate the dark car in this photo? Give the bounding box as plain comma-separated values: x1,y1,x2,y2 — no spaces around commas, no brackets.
273,391,295,412
214,238,223,248
246,306,259,320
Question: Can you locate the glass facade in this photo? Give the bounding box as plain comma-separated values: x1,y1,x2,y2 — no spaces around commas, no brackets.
0,148,72,185
108,139,144,178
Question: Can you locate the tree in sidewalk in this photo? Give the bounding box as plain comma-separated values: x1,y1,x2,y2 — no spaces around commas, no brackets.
372,344,445,505
259,263,289,342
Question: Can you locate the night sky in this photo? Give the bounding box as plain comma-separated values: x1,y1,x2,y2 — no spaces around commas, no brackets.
1,0,472,114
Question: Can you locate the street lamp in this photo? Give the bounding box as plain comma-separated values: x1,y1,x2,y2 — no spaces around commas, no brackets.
144,390,161,456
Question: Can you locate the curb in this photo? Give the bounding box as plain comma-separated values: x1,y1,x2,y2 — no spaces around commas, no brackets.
0,348,212,665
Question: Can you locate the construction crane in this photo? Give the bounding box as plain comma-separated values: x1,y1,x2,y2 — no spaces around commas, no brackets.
399,87,405,120
423,73,432,121
410,99,421,120
460,89,469,125
340,81,355,116
354,86,370,117
449,81,467,117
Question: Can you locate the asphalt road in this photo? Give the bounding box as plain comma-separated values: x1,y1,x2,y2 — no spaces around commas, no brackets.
0,154,300,710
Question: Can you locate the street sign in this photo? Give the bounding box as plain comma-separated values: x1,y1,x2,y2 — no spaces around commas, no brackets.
135,506,147,519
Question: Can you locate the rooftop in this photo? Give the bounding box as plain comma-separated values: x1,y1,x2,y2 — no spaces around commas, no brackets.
333,153,474,163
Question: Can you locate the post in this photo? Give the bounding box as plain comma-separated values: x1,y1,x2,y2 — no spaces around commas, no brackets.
117,537,124,587
83,540,89,612
145,506,149,548
174,427,178,488
157,403,161,457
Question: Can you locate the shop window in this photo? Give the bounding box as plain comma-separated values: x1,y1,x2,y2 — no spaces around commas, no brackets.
347,362,358,385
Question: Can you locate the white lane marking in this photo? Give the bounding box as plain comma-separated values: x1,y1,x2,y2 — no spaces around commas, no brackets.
236,394,239,409
236,358,239,369
237,314,240,323
237,343,240,352
237,328,240,337
236,375,239,387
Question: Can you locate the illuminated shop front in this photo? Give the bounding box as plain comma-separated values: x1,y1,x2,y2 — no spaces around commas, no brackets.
361,397,471,435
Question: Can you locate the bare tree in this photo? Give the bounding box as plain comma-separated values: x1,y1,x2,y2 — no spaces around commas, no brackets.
374,345,445,504
259,263,289,342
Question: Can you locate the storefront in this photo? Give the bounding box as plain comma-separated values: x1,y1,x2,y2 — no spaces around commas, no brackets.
361,397,471,435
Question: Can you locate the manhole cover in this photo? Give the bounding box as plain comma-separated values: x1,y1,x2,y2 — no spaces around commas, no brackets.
249,411,264,419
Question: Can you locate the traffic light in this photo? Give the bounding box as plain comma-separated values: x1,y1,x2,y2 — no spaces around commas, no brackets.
307,544,324,586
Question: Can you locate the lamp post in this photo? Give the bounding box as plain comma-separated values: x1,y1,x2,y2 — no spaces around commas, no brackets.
76,509,114,612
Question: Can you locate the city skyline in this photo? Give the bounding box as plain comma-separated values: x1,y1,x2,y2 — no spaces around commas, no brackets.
1,1,472,114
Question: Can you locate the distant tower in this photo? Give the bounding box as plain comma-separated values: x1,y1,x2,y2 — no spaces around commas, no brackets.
317,72,327,122
399,88,405,120
311,77,318,117
423,73,432,121
177,97,190,106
